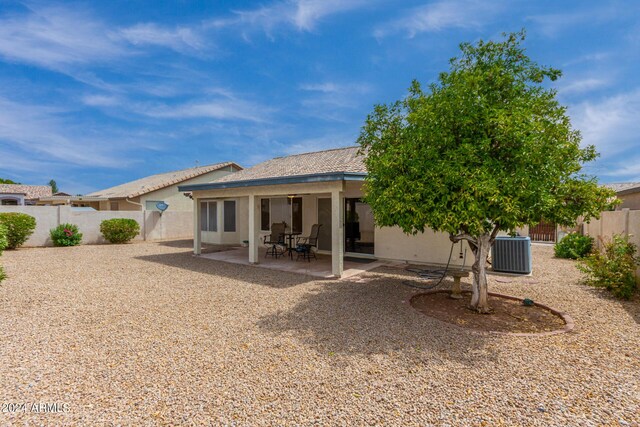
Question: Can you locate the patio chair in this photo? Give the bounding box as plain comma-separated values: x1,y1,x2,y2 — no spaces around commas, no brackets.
295,224,322,262
264,222,287,258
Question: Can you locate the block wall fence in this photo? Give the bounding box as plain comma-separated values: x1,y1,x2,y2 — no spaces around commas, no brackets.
0,206,193,246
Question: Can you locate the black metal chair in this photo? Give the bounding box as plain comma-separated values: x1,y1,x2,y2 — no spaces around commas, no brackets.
295,224,321,262
264,223,286,258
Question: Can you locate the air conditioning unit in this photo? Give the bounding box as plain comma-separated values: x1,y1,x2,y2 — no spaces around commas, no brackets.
491,236,532,274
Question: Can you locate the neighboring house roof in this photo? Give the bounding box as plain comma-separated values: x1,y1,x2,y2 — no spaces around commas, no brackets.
0,184,52,199
605,182,640,196
38,196,107,202
88,162,241,199
180,147,366,191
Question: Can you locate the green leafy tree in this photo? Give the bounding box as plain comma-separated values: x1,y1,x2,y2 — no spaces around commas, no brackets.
358,31,615,313
49,179,59,193
0,178,19,184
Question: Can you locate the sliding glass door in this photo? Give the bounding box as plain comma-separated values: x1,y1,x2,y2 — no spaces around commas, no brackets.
345,198,375,255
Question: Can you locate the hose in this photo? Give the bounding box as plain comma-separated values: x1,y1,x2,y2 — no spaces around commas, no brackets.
401,241,457,290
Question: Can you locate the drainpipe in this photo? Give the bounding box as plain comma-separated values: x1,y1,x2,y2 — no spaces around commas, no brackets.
125,198,146,241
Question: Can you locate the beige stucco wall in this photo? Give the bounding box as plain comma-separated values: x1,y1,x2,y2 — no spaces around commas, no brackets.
617,192,640,210
191,180,473,267
0,205,60,246
374,226,472,268
139,167,237,212
199,197,248,245
582,209,640,248
0,205,192,246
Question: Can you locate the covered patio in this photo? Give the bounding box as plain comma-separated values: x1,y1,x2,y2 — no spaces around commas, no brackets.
200,246,386,279
178,147,374,278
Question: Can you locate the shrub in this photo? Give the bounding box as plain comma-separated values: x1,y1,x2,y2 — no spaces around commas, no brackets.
0,223,7,255
0,223,7,283
554,233,594,259
0,212,36,249
50,223,83,247
100,218,140,244
578,235,639,300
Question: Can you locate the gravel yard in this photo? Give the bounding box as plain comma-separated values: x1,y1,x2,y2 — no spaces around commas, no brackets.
1,241,638,426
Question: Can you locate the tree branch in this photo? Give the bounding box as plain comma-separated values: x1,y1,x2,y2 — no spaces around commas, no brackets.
490,223,501,242
449,232,476,244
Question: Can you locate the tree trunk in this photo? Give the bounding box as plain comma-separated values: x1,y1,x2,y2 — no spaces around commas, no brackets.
470,233,492,313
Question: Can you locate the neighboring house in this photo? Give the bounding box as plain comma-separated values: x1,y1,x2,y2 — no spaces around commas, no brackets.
0,184,52,205
84,162,242,211
179,147,470,277
606,182,640,210
35,194,108,209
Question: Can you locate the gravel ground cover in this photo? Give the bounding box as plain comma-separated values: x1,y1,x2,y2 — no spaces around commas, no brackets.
0,241,638,426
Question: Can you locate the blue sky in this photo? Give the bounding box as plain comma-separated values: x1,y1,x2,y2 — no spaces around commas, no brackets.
1,0,639,194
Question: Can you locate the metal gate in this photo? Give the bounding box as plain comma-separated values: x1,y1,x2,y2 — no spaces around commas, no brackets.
529,220,556,242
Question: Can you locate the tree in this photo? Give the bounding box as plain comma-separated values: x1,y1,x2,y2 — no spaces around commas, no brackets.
358,31,615,313
49,179,59,194
0,178,19,184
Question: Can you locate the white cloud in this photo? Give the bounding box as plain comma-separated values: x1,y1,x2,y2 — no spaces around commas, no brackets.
527,6,620,38
209,0,369,36
375,0,504,38
117,23,206,53
0,97,133,169
0,6,125,69
570,89,640,159
298,81,372,119
559,78,610,96
82,94,122,107
134,97,271,123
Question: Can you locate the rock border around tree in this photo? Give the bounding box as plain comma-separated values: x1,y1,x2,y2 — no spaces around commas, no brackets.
408,290,575,337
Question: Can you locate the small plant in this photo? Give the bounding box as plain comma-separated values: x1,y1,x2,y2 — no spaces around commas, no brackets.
554,233,594,259
100,218,140,244
578,235,639,300
0,212,36,249
50,223,83,247
0,223,7,283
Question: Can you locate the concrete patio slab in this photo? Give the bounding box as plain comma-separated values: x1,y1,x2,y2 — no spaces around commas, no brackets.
199,246,387,279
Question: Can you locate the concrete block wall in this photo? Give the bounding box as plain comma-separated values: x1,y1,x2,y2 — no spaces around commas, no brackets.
0,206,192,246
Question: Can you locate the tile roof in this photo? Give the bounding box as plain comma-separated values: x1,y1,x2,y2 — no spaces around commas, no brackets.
88,162,239,199
214,146,366,183
604,182,640,194
0,184,52,199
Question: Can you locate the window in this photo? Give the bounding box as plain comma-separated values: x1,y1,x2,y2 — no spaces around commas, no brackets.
200,201,217,232
260,199,270,231
224,200,236,232
110,201,119,211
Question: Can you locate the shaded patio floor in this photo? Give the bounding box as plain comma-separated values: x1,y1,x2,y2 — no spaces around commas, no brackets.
199,246,388,279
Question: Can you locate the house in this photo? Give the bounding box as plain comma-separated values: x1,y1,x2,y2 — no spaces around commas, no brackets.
35,194,109,209
71,162,242,211
0,184,52,206
179,147,470,278
606,182,640,210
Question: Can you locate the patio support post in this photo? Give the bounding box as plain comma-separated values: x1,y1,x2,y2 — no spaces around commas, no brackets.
193,197,202,255
331,187,344,277
248,195,259,264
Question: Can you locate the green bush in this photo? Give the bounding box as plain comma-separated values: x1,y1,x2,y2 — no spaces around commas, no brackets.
0,223,7,283
554,233,594,259
50,223,83,247
0,223,7,255
100,218,140,244
0,212,36,249
578,235,639,300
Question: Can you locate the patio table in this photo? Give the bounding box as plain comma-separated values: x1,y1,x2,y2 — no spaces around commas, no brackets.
284,232,302,259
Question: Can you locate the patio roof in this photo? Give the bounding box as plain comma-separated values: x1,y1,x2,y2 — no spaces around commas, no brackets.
179,146,366,192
